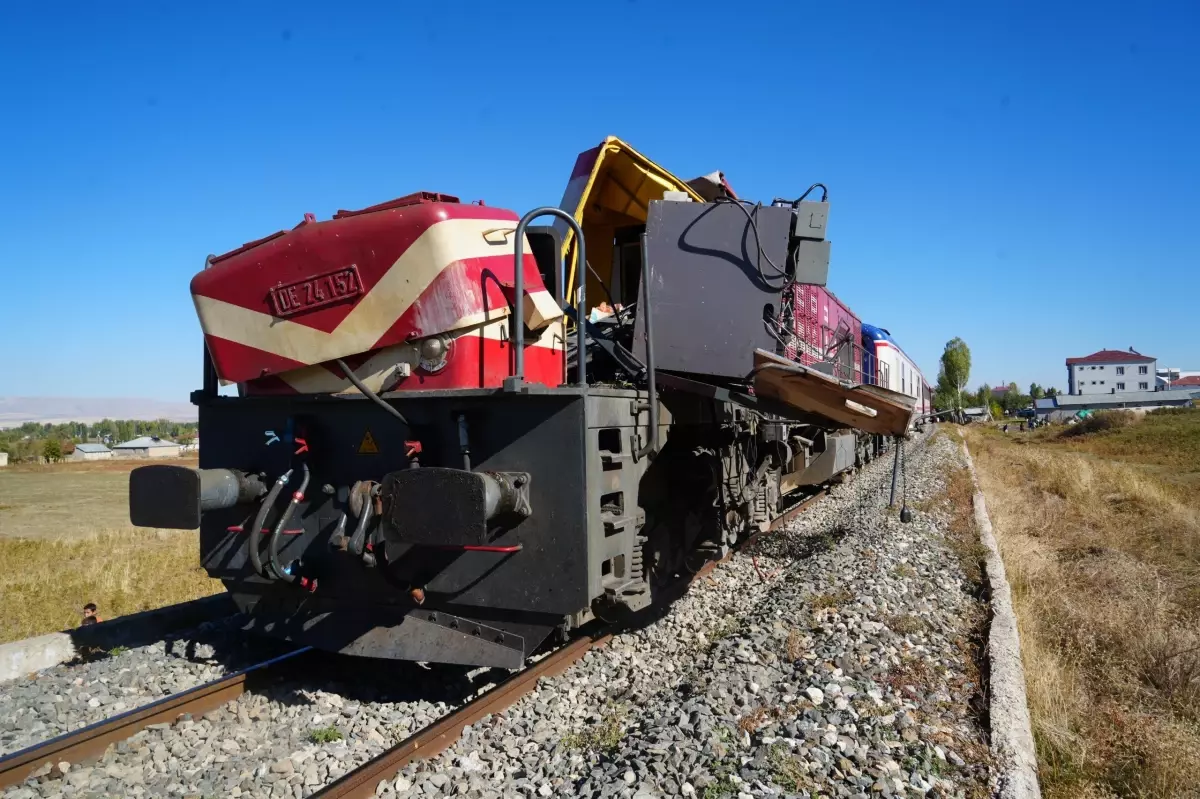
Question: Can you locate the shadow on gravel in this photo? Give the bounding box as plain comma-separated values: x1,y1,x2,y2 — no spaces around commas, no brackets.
59,594,238,666
236,648,515,713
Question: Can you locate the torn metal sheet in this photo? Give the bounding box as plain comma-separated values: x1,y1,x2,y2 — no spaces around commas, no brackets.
752,349,916,436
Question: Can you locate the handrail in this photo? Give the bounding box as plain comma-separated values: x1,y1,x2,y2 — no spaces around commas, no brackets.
511,208,587,389
635,230,659,459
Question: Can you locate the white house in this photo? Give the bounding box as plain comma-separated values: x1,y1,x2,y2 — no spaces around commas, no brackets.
112,436,181,459
1066,348,1157,396
71,443,113,461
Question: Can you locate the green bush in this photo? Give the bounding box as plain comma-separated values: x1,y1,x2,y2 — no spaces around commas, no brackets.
1059,410,1136,439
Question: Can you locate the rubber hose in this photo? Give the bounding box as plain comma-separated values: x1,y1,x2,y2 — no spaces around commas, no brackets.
348,500,373,557
247,469,292,578
268,462,310,583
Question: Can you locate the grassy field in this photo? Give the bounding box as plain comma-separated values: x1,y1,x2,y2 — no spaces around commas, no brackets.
964,409,1200,798
0,457,222,644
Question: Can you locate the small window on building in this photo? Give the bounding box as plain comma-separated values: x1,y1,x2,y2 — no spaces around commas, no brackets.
1091,381,1096,385
1099,365,1104,370
1090,365,1096,370
1100,381,1105,385
1139,382,1148,390
1139,366,1148,375
1117,382,1125,390
1116,366,1125,375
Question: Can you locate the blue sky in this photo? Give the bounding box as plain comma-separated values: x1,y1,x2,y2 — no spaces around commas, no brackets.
1,1,1197,400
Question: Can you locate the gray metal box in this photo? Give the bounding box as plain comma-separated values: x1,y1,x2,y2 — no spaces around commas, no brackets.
633,200,793,381
792,201,829,240
792,238,831,285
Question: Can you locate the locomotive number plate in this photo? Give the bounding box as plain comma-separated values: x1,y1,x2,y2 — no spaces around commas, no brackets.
270,265,363,317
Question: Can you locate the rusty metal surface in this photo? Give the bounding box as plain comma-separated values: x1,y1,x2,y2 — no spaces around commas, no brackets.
0,647,310,791
311,633,610,799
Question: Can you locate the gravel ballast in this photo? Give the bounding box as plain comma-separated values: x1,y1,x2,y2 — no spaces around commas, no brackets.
386,427,992,799
3,427,993,798
0,618,288,758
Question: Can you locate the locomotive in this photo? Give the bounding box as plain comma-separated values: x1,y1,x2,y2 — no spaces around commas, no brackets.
129,137,925,669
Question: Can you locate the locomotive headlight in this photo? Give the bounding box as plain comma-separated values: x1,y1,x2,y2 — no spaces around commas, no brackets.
418,335,451,373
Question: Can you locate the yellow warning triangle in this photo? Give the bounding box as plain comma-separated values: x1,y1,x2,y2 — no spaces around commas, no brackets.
358,429,379,454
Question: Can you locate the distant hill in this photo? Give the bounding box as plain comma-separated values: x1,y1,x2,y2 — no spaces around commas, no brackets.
0,397,198,428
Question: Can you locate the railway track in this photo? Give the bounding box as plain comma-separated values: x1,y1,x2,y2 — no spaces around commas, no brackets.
0,647,312,791
0,484,835,798
312,485,831,798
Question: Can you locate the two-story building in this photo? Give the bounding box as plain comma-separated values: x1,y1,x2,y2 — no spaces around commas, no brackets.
1066,348,1157,395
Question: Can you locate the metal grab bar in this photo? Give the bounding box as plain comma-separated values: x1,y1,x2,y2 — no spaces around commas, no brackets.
510,208,587,388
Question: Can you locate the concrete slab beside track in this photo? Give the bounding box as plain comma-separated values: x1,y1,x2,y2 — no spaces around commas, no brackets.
0,594,236,683
961,440,1041,799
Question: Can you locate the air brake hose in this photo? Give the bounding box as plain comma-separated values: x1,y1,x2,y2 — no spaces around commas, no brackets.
268,462,310,583
348,499,373,557
248,469,292,579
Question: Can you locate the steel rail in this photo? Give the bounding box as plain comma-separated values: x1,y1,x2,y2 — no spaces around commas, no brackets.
0,646,311,791
309,482,835,798
309,633,610,799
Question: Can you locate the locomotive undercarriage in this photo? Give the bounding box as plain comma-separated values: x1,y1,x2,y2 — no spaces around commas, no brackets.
158,380,873,670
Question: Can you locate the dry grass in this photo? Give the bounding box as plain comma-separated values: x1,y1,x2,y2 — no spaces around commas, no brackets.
0,527,222,643
966,422,1200,798
0,457,219,643
809,588,854,609
737,706,770,734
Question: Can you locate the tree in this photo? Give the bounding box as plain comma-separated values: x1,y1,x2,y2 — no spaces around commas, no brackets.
1046,386,1059,397
1001,382,1025,413
939,338,971,409
933,365,958,409
42,439,62,463
1029,383,1044,399
990,401,1003,420
973,383,992,408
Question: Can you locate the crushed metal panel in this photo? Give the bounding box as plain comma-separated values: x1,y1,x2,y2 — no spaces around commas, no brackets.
752,349,915,436
554,137,705,307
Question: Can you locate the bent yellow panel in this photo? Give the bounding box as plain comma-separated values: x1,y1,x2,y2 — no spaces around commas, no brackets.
558,136,704,310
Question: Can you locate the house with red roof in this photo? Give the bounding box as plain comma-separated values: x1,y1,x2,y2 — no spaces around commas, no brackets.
1066,348,1156,396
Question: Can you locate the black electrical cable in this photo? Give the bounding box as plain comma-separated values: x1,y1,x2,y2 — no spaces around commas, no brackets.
268,462,310,583
336,359,409,425
772,183,829,206
713,196,790,283
247,469,291,579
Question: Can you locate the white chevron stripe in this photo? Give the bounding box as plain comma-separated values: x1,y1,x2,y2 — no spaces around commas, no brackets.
195,217,561,368
271,318,566,394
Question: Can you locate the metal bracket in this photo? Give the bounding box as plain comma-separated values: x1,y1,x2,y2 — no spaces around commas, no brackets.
417,610,523,651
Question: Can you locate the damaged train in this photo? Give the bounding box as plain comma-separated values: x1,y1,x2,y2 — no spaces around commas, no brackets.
129,136,930,669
